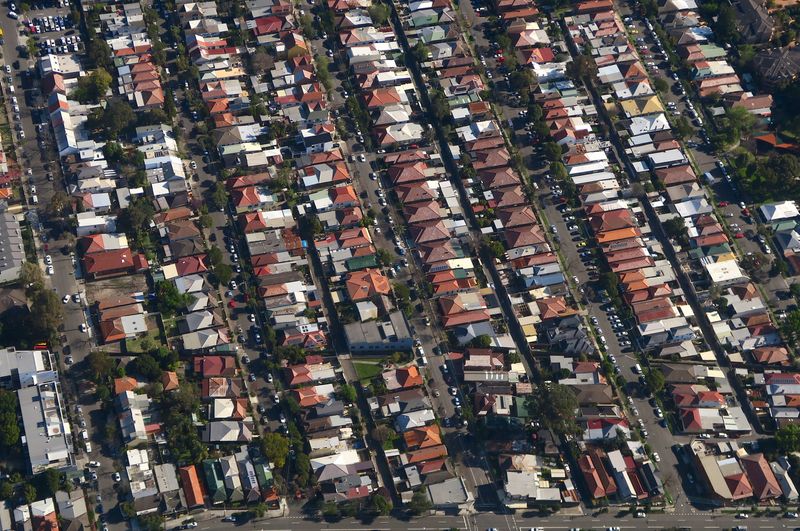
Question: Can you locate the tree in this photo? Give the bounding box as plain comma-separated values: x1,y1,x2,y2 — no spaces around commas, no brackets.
542,141,563,163
127,354,163,381
486,239,506,260
726,105,756,138
777,424,800,454
71,68,113,103
87,351,115,383
47,191,70,218
35,469,62,498
468,335,492,348
261,433,290,468
673,116,694,141
26,37,37,59
338,383,357,403
376,248,392,266
370,424,397,444
214,263,233,286
314,55,333,93
781,309,800,348
138,513,164,531
791,282,800,301
322,501,341,520
370,492,392,515
0,481,13,500
550,161,568,181
411,41,430,63
20,262,43,291
653,76,669,93
714,4,739,44
208,246,223,268
645,368,665,394
294,451,312,487
210,182,228,211
86,37,112,69
0,389,20,453
87,100,135,139
103,141,125,163
368,3,390,25
408,489,432,515
23,484,37,504
524,384,579,435
154,280,194,317
30,289,62,341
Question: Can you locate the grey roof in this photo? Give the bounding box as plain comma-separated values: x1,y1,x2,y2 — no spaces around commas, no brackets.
0,205,24,283
19,379,74,473
427,477,473,506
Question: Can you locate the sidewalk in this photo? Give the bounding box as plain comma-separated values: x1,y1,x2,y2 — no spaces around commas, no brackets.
163,499,290,527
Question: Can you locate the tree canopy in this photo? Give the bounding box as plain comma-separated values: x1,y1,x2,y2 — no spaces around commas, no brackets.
524,383,579,435
261,432,290,468
71,68,113,103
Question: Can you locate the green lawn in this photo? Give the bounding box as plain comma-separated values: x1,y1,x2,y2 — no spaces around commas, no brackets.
353,361,383,381
125,329,162,354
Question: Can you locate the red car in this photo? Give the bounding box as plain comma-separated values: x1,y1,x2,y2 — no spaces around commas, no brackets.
718,201,729,207
734,232,744,239
742,207,750,216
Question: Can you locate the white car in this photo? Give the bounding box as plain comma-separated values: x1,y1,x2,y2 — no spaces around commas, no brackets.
62,295,69,304
46,265,54,275
79,323,87,333
358,154,366,162
229,280,237,290
44,255,52,265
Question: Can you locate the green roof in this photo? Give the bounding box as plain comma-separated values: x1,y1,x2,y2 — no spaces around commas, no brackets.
346,255,379,271
202,460,227,504
255,462,274,489
513,396,534,418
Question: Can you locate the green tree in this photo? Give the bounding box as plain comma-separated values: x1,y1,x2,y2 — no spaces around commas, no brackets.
542,141,563,163
322,501,341,520
338,383,357,403
408,489,432,515
116,196,154,235
71,68,113,103
139,513,164,531
20,262,43,292
486,239,506,260
368,2,390,25
0,389,20,453
261,433,290,468
524,384,579,435
469,335,492,348
87,351,115,382
23,484,37,504
645,367,665,394
30,289,63,341
781,309,800,348
0,481,13,500
26,37,37,59
154,280,194,317
777,424,800,454
550,161,568,181
47,191,70,218
208,246,223,268
210,182,229,211
653,76,669,93
127,354,163,381
411,41,430,63
663,216,688,244
86,37,112,69
370,492,392,515
103,141,125,163
672,116,695,141
295,451,312,487
214,263,233,286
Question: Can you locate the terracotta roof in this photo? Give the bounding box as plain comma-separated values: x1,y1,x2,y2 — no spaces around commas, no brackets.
162,371,180,391
345,268,390,301
114,376,138,395
403,425,442,450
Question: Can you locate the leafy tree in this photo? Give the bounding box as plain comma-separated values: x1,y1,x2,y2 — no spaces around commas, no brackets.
673,116,695,140
338,383,357,403
86,37,112,69
20,262,43,291
411,41,430,63
322,501,341,519
663,216,688,243
368,3,390,25
30,289,63,341
469,335,492,348
103,141,125,163
542,141,563,163
781,309,800,349
714,4,739,44
0,390,20,453
645,368,665,394
87,100,135,139
777,424,800,454
210,182,229,211
524,383,579,435
261,433,290,468
87,351,115,382
376,248,392,266
0,481,12,500
23,484,37,504
116,197,154,235
653,76,669,93
47,191,70,218
486,239,506,260
790,282,800,301
294,451,312,487
550,161,568,181
139,513,164,531
408,489,432,515
370,424,397,443
208,246,223,268
127,354,162,381
71,68,113,103
314,55,333,93
214,263,233,286
370,492,392,515
154,280,194,317
35,469,62,498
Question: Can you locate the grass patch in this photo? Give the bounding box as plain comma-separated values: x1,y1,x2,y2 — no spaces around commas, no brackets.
125,329,163,354
353,360,383,381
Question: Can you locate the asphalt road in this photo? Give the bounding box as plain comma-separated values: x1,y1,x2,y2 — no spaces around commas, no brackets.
167,510,800,531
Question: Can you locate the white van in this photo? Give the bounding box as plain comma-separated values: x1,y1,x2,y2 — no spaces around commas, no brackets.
633,364,642,374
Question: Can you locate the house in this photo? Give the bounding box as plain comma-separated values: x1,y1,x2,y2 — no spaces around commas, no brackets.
82,248,148,280
345,268,391,301
754,47,800,88
179,465,206,509
383,365,423,390
732,0,774,44
285,356,336,386
203,421,253,442
0,206,24,284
